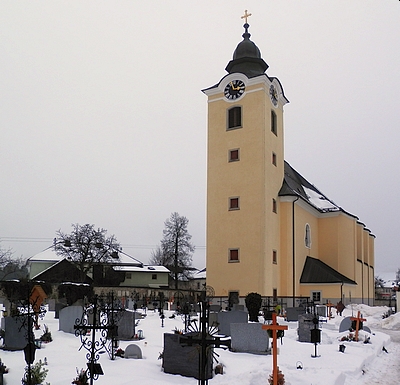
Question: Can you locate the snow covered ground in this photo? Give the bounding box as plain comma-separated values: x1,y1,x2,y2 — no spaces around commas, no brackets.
0,303,399,385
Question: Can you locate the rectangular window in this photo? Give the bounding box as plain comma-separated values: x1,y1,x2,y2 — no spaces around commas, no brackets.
272,152,277,166
229,148,240,162
311,291,321,303
229,197,240,210
152,274,157,280
271,110,277,135
273,288,278,301
125,273,132,280
227,106,242,129
272,250,277,264
229,248,239,262
272,198,277,213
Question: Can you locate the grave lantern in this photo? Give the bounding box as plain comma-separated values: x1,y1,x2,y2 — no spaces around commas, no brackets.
23,342,36,365
310,328,321,344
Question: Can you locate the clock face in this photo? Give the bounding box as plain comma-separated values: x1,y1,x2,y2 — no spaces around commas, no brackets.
224,80,245,100
269,84,278,106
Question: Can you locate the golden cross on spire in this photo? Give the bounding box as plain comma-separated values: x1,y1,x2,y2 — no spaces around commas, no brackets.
241,10,252,24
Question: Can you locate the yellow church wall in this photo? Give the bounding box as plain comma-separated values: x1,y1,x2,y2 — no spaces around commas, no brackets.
206,77,285,297
278,200,293,297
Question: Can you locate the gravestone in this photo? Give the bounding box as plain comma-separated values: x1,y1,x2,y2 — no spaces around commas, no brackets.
209,312,218,328
124,344,142,359
286,307,306,322
2,316,28,350
230,323,269,354
233,304,245,311
54,302,67,319
59,305,83,334
297,313,314,342
209,304,221,313
116,311,142,340
47,298,56,312
339,316,352,333
217,310,248,336
316,305,327,318
162,333,213,380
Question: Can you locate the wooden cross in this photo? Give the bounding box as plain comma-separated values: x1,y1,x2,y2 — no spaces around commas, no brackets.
350,311,366,342
325,301,335,320
241,10,252,24
262,312,288,385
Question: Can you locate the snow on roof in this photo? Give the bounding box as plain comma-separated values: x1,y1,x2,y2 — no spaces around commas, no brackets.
302,186,341,212
28,246,144,266
28,247,62,262
192,268,206,279
114,265,170,273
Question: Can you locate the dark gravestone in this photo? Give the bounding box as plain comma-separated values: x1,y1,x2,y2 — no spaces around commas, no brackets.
217,310,248,336
47,298,56,312
162,333,213,380
3,316,27,350
230,323,269,354
339,316,352,333
209,304,221,313
59,305,83,334
297,313,314,342
286,307,306,322
116,311,141,340
55,302,67,319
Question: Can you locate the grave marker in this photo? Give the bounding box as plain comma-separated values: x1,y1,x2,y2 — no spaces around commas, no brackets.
262,313,288,385
350,311,366,342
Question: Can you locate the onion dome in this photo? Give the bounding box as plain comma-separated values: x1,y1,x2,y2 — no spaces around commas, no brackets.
225,23,269,78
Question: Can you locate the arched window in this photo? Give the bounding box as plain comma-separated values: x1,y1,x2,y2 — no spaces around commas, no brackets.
305,224,311,248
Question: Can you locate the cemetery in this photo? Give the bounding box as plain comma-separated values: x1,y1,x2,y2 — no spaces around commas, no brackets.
0,283,398,385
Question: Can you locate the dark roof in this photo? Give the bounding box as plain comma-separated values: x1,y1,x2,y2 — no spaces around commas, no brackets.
300,256,357,285
32,258,93,284
279,161,358,217
225,23,269,78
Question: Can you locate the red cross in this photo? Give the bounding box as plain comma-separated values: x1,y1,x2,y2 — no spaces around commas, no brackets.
262,312,288,385
350,311,366,342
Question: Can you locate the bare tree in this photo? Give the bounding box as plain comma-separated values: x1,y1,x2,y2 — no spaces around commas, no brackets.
151,212,195,289
0,244,28,279
53,223,121,282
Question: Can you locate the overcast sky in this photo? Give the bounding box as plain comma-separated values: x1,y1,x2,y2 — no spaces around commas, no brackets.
1,1,399,276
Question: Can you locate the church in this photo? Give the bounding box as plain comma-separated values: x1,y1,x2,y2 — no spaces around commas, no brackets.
203,13,375,306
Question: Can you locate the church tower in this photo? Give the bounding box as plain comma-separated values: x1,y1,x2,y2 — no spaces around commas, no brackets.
203,13,289,298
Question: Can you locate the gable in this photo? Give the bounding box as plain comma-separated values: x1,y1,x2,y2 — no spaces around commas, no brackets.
32,258,93,284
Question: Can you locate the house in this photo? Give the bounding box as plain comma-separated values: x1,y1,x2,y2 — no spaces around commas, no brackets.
203,16,375,306
28,247,169,289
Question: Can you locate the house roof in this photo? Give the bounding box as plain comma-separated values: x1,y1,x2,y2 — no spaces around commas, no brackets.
114,265,170,273
279,161,356,216
28,247,143,267
192,268,206,280
31,258,93,284
300,256,357,285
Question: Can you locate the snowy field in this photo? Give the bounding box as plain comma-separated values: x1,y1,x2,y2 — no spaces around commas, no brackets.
0,303,399,385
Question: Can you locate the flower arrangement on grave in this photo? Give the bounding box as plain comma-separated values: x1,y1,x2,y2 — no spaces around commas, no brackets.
115,348,125,357
245,292,262,322
40,324,53,343
21,360,49,385
268,368,285,385
72,368,88,385
340,332,355,342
